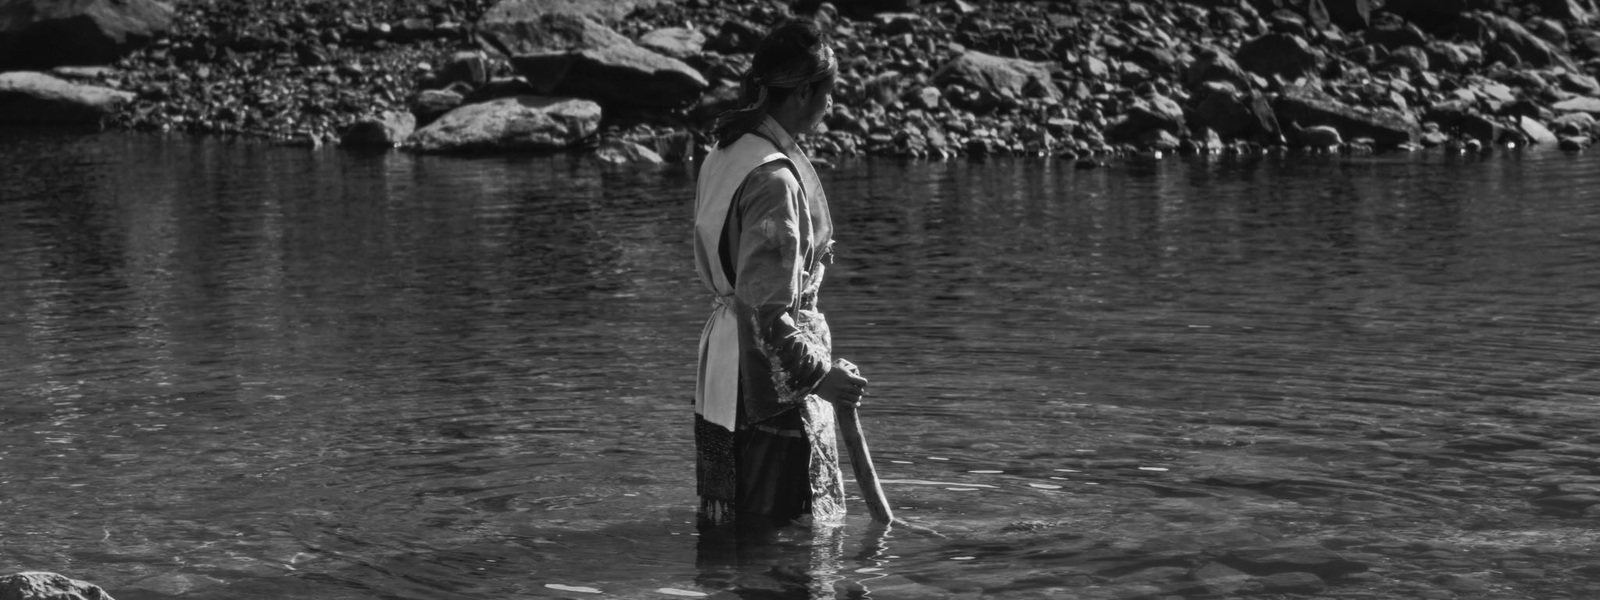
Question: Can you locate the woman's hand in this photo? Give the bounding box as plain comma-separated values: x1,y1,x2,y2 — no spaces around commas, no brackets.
814,361,869,408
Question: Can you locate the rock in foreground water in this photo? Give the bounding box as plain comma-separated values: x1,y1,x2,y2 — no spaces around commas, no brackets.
0,572,114,600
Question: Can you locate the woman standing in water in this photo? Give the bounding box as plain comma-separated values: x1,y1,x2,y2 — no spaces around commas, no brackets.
692,19,870,528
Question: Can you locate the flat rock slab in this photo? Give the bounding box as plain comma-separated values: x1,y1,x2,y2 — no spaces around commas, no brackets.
408,96,600,153
1275,84,1419,146
0,71,134,126
1553,96,1600,115
637,27,706,60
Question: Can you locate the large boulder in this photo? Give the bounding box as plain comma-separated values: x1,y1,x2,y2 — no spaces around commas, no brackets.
0,0,174,70
0,572,114,600
1236,33,1323,81
407,96,600,153
510,41,707,109
1274,84,1419,146
933,51,1060,101
0,71,132,126
482,12,707,109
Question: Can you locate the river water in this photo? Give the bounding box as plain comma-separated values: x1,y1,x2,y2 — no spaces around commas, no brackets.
2,132,1599,599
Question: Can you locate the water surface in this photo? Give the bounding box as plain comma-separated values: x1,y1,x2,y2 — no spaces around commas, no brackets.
3,132,1600,599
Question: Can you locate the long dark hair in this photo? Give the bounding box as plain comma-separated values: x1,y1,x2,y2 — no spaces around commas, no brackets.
711,19,835,149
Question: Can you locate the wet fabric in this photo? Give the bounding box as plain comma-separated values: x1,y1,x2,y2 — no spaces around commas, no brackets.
692,115,843,526
735,409,811,524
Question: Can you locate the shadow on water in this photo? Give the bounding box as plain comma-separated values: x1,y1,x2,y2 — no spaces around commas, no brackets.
5,132,1600,599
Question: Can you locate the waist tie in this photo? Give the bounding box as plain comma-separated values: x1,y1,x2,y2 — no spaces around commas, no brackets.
696,294,740,430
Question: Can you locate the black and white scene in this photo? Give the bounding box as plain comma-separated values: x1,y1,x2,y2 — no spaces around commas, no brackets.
4,0,1600,598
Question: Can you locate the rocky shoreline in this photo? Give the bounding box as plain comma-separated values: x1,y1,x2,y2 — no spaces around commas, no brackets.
2,0,1600,161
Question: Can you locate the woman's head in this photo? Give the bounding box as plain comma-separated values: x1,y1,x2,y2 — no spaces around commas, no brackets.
712,19,837,148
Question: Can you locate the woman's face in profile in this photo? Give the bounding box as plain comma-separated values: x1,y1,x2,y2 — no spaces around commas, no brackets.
801,74,836,133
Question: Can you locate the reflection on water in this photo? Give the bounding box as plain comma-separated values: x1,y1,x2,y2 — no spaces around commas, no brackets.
3,131,1600,599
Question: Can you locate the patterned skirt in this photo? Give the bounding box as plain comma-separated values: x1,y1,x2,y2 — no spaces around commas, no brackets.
697,397,845,527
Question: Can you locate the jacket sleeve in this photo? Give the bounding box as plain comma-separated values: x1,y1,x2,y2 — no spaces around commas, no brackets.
734,162,831,404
